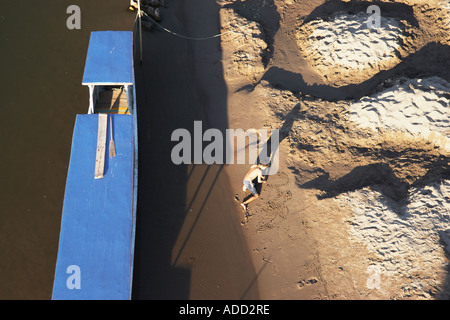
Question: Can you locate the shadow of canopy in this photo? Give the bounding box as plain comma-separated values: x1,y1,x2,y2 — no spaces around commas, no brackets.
132,0,259,299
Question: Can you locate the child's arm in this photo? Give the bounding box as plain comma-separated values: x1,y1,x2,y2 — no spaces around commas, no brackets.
257,171,266,183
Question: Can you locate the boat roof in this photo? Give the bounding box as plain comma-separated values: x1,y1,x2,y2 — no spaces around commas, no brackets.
52,114,135,300
82,31,133,86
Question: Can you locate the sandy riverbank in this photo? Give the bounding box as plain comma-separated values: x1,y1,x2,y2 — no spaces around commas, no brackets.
133,0,449,299
219,0,449,299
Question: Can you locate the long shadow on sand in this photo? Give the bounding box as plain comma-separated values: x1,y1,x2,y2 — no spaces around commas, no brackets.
299,155,449,203
238,42,450,101
131,0,258,299
300,163,410,203
241,104,301,205
302,0,420,28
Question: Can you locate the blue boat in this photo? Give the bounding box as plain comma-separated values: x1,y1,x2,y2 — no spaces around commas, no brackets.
52,31,138,300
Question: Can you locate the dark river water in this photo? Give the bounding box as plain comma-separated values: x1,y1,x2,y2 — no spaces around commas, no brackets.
0,0,260,300
0,0,136,299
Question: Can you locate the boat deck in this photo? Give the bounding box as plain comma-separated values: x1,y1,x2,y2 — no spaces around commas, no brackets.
53,30,137,300
52,114,135,300
96,88,129,114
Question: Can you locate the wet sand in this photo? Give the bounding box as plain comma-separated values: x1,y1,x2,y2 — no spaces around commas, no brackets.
131,0,258,299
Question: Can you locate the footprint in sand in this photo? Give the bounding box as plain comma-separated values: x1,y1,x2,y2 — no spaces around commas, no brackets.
259,171,293,231
297,277,319,289
235,171,293,229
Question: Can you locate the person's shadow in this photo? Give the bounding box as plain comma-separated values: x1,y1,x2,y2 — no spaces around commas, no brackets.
241,177,264,204
241,103,301,204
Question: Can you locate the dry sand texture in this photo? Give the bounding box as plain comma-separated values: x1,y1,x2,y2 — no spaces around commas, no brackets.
349,76,450,151
220,8,268,82
218,0,450,299
293,0,450,86
296,11,406,85
336,181,450,299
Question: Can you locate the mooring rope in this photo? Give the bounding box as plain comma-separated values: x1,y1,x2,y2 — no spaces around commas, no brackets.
140,10,247,40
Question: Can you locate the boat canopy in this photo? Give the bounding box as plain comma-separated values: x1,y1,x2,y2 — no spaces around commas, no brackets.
52,114,135,300
81,31,135,114
82,31,133,85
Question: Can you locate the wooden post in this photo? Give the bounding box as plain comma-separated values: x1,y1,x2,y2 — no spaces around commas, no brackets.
124,85,131,112
138,0,143,64
88,85,95,114
95,114,108,179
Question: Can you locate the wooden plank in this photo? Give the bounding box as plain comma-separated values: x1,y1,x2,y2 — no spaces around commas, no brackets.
98,106,129,110
94,114,108,179
96,109,129,115
96,89,129,111
96,101,128,108
98,89,128,100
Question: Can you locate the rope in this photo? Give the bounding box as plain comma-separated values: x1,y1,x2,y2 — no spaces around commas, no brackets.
140,10,247,41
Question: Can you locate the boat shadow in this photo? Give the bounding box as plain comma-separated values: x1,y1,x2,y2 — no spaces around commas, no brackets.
131,0,259,300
